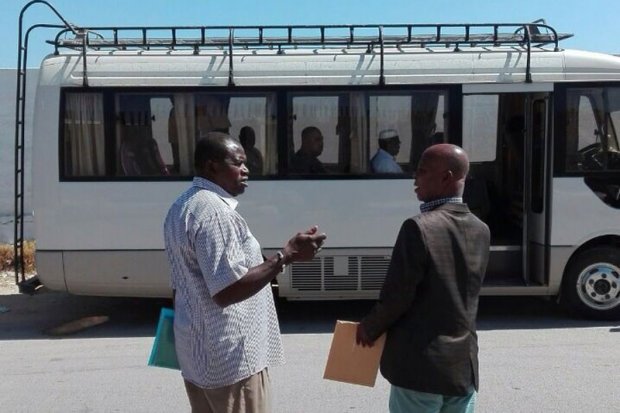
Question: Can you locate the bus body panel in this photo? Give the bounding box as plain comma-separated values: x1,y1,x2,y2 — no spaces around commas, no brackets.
550,178,620,246
34,251,66,292
548,246,574,293
62,250,170,297
32,180,418,251
35,48,579,88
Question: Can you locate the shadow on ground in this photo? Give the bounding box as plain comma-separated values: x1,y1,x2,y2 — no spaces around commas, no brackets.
0,287,618,341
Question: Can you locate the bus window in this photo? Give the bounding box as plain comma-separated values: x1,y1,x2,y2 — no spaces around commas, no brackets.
167,92,231,176
117,94,170,177
349,92,368,174
168,92,277,177
167,93,193,176
577,95,599,152
228,95,277,177
289,95,341,175
604,88,620,170
564,87,620,172
368,91,448,173
63,92,106,177
151,97,174,172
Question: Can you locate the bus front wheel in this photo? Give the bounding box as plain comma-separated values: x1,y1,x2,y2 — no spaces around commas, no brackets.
562,246,620,320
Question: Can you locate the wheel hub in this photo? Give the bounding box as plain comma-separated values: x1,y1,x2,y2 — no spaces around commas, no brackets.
577,263,620,310
593,279,611,295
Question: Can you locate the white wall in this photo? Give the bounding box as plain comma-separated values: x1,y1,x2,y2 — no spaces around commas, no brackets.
0,68,36,243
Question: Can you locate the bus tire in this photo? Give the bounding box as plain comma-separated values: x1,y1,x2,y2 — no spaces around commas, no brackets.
562,246,620,320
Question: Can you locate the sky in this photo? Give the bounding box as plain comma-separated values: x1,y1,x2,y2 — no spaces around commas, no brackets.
1,0,620,69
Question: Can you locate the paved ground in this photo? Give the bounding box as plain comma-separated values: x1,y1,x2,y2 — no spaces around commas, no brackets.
0,283,619,412
0,271,19,295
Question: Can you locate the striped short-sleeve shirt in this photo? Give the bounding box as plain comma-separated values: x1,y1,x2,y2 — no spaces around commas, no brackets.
163,177,284,389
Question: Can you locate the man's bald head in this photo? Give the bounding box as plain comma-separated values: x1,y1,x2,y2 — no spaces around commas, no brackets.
414,144,470,201
300,126,324,157
420,144,469,179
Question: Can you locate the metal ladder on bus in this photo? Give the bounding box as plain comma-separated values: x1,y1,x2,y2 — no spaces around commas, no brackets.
13,1,73,293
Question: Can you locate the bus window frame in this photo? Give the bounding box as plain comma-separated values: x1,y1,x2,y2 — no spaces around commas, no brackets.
58,84,462,182
554,82,620,177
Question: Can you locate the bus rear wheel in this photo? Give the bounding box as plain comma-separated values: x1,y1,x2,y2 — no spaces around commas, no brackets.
562,246,620,320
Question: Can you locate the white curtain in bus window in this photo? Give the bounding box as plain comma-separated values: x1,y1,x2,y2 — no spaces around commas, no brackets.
265,95,277,174
227,95,277,176
195,94,231,137
410,92,444,169
349,92,368,173
462,95,499,163
170,93,196,176
64,93,105,176
150,97,175,173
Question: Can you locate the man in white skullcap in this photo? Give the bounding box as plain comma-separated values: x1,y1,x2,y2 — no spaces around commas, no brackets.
370,129,404,174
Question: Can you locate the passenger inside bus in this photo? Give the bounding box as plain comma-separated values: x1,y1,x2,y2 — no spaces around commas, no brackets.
120,133,169,176
196,95,231,137
119,105,170,176
290,126,326,174
239,126,264,175
370,129,404,173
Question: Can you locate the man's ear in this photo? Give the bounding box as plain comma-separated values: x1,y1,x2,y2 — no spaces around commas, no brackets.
199,159,218,177
442,169,454,185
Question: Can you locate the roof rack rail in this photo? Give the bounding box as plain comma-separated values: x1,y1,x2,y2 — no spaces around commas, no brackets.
50,22,571,52
19,2,574,88
48,21,571,86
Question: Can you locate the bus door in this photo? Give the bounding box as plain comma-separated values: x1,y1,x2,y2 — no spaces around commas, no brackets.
523,93,550,285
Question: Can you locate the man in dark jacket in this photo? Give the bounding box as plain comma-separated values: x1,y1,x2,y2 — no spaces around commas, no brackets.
357,144,490,413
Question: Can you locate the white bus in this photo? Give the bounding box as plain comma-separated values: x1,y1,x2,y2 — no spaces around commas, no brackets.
14,3,620,319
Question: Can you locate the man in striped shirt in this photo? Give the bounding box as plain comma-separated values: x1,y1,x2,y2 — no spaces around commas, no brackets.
164,132,326,413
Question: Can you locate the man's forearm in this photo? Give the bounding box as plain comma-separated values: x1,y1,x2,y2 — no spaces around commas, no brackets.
212,254,283,307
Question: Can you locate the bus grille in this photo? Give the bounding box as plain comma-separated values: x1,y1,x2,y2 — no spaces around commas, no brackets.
290,255,389,292
360,256,390,290
291,257,327,291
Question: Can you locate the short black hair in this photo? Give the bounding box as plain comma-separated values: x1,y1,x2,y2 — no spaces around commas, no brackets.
301,126,321,140
239,126,255,147
194,132,237,171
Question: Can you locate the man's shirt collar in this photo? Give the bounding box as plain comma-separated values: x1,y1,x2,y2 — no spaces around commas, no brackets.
192,176,239,210
420,197,463,213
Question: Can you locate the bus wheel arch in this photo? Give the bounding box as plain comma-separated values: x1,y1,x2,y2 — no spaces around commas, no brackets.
561,236,620,320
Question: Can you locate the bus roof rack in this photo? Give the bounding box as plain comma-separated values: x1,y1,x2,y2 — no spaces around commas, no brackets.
48,22,571,52
19,2,574,89
49,22,571,88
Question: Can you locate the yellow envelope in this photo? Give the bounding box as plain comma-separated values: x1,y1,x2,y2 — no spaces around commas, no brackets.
323,320,386,387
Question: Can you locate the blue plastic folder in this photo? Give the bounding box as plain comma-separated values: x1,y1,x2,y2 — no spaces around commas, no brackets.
148,308,180,370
